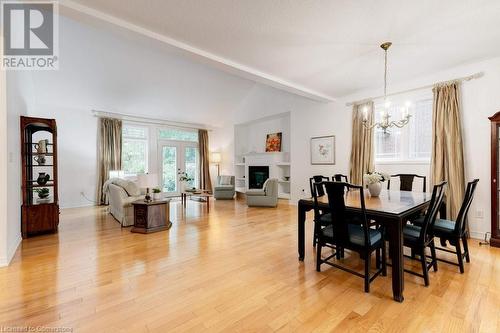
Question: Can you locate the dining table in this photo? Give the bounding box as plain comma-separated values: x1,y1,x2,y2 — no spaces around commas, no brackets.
297,189,431,302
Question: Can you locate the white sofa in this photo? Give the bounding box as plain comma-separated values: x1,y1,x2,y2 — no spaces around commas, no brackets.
214,175,235,199
103,178,144,227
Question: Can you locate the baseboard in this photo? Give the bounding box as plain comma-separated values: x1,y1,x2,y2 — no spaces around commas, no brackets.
60,203,96,210
469,230,488,241
0,234,21,267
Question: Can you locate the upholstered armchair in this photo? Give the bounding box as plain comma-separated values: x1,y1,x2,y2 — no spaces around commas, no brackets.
246,178,279,207
214,175,235,199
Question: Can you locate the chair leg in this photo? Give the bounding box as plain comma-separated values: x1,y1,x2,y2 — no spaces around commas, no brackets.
316,239,322,272
420,248,429,286
376,248,381,269
429,241,438,272
313,223,318,247
462,235,470,263
456,238,465,274
364,253,370,293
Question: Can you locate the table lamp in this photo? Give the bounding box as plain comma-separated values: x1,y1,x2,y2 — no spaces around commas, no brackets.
211,152,222,176
137,173,157,202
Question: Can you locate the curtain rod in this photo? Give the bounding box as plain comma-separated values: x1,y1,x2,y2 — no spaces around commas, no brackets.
346,72,484,107
92,110,213,131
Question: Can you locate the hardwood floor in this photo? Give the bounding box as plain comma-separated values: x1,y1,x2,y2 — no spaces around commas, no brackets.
1,198,499,332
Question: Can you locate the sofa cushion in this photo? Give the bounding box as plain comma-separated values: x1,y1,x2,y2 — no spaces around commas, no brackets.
246,189,265,196
114,179,141,197
219,176,232,185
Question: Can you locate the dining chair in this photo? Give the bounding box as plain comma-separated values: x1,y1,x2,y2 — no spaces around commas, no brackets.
412,179,479,273
310,176,330,246
400,181,446,286
333,174,349,183
316,182,386,293
387,174,426,192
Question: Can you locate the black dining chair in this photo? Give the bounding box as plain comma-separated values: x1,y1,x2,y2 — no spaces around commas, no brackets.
412,179,479,273
400,181,446,286
316,182,386,293
310,176,330,246
387,174,426,192
333,174,349,183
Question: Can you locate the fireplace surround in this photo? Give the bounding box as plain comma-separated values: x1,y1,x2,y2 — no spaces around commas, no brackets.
248,166,269,189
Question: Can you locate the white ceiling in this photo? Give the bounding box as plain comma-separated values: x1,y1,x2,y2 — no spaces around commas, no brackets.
66,0,500,99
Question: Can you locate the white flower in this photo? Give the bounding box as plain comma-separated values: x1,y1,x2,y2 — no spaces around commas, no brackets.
363,171,389,185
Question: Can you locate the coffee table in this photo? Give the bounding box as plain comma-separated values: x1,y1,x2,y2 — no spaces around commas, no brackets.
181,190,212,212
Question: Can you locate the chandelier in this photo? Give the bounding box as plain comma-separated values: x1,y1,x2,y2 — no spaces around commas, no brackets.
363,42,411,134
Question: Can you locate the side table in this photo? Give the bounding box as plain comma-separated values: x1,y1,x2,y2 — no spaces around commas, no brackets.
131,199,172,233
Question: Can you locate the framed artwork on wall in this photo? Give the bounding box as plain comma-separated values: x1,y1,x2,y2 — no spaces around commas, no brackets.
265,132,282,152
310,135,335,165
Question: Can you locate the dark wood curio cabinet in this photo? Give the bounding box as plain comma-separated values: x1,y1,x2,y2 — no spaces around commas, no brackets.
489,112,500,247
21,116,59,238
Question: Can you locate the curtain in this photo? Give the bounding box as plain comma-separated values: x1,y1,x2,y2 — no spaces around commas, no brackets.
349,101,375,185
97,118,122,205
199,129,213,192
431,82,465,223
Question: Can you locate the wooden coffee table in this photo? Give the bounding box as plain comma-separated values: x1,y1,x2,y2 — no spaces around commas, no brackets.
181,190,212,212
131,199,172,233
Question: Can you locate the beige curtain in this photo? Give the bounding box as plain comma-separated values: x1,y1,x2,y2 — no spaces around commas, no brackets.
431,82,465,222
349,101,375,185
199,129,213,192
97,118,122,205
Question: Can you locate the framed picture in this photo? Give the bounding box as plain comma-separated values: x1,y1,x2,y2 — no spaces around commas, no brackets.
310,135,335,165
265,132,282,152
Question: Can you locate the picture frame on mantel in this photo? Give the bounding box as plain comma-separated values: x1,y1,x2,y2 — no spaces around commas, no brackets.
310,135,335,165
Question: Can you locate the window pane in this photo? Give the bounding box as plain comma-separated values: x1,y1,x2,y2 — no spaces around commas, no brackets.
185,147,199,189
159,128,198,142
374,105,403,160
122,140,148,174
123,126,147,139
162,147,177,192
409,98,432,159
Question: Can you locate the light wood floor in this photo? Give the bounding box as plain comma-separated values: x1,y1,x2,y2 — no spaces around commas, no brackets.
1,199,500,332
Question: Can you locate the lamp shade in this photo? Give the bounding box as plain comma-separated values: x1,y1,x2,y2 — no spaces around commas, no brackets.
211,152,222,163
137,173,157,188
109,170,125,179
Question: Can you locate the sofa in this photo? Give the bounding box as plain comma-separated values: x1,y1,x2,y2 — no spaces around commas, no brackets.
214,175,236,199
103,178,144,226
246,178,279,207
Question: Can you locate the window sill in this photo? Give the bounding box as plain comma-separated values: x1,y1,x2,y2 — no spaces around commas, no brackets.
375,160,430,165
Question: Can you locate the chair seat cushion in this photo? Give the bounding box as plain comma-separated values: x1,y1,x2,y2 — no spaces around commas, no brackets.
411,216,425,226
403,224,422,240
318,213,331,226
245,189,265,196
214,185,234,191
434,219,456,232
319,224,382,246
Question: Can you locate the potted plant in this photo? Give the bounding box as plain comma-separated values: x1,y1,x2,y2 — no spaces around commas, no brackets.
152,188,162,200
363,172,389,197
33,188,50,202
177,169,194,193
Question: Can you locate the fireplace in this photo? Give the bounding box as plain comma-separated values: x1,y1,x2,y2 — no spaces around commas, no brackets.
248,166,269,189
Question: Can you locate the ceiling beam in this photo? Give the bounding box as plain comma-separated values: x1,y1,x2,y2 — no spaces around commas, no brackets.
60,0,336,103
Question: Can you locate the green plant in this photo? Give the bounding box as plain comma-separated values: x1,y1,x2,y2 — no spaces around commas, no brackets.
152,188,161,194
177,169,193,182
34,188,50,198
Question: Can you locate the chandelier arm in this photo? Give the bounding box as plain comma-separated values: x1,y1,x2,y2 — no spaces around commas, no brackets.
363,122,378,130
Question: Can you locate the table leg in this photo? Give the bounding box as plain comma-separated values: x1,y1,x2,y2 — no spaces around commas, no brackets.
298,201,306,261
387,217,404,302
207,196,210,213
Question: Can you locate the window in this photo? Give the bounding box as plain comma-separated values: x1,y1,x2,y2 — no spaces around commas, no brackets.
374,92,432,162
158,128,198,142
122,124,148,175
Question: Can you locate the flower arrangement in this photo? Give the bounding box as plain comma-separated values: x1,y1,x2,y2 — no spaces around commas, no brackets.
363,171,389,185
177,169,193,182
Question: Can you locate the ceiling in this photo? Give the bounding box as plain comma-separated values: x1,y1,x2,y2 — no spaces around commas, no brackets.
65,0,500,99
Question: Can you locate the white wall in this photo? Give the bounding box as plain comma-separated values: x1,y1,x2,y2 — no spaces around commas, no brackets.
0,47,7,266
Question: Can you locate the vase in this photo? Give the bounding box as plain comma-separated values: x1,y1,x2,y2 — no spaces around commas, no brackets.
37,172,50,185
368,182,382,197
179,181,185,193
153,192,163,201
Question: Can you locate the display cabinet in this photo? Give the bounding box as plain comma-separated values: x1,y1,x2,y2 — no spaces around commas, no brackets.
489,111,500,247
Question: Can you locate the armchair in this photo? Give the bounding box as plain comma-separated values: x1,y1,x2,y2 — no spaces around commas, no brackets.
214,175,235,199
246,178,278,207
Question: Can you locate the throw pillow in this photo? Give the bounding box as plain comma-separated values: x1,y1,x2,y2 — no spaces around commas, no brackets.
114,179,141,196
220,176,232,185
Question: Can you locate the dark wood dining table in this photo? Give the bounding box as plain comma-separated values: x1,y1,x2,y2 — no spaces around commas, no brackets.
298,190,431,302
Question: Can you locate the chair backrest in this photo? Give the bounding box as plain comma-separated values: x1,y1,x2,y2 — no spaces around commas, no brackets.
333,174,349,183
418,181,447,241
264,178,278,198
454,179,479,235
387,174,426,192
323,181,370,248
217,175,235,186
309,175,330,197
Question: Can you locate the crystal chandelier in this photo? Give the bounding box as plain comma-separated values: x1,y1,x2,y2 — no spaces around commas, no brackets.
363,42,411,134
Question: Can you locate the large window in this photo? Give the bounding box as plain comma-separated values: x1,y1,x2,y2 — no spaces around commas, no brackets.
374,92,432,162
158,128,198,142
122,124,149,175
